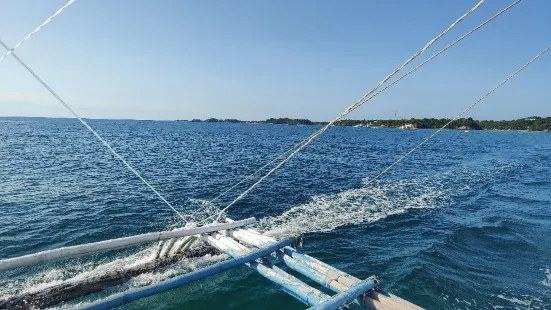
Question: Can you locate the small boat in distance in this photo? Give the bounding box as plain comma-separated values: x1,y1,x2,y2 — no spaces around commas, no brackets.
399,123,417,130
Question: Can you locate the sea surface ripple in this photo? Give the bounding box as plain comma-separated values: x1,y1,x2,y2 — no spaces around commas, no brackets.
0,118,550,309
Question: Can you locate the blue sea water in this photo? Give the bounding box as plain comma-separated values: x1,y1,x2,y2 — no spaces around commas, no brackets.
0,117,550,309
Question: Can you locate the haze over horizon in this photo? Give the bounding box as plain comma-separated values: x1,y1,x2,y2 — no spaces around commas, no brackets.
1,115,550,123
0,0,549,121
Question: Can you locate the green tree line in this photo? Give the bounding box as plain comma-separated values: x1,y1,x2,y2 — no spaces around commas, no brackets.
177,117,551,131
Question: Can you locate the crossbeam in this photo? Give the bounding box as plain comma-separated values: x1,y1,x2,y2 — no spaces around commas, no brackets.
307,277,377,310
205,234,328,306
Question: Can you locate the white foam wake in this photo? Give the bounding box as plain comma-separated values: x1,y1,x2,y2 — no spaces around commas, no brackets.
0,247,154,300
0,244,224,302
259,176,453,237
258,160,522,238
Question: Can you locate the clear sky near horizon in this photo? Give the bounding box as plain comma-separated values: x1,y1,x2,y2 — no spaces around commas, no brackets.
0,0,549,121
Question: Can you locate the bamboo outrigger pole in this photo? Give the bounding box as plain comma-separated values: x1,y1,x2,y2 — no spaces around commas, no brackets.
0,217,256,271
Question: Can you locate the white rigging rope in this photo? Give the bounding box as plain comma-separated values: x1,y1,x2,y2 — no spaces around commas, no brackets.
0,0,77,65
211,0,488,221
365,43,551,185
209,0,521,208
209,136,310,203
352,0,523,117
0,2,190,224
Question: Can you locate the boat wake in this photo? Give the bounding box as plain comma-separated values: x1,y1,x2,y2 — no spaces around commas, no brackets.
0,161,521,308
0,245,226,309
257,160,515,237
259,176,453,238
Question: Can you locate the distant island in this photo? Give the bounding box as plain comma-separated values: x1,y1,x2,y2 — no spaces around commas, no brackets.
176,116,551,132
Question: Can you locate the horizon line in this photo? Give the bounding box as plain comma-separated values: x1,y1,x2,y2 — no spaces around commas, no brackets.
0,115,549,123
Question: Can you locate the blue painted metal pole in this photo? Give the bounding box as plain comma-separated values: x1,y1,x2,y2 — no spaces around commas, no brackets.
248,261,328,306
283,247,359,287
78,235,299,310
283,247,344,275
276,251,349,292
307,277,378,310
208,235,328,306
282,249,424,310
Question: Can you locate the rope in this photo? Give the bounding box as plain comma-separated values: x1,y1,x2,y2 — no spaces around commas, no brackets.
0,39,190,223
211,0,487,222
209,0,521,209
357,0,522,116
0,0,77,65
365,43,551,185
209,135,312,203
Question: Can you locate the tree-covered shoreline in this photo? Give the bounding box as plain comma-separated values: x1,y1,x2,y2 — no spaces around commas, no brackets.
177,116,551,132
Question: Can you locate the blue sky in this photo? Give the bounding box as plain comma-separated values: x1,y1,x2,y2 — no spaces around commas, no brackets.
0,0,549,121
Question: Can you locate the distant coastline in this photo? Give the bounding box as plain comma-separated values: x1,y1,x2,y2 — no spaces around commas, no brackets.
177,117,551,132
2,116,549,132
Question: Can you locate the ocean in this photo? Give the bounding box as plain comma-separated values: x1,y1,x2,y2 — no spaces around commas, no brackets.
0,117,550,309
